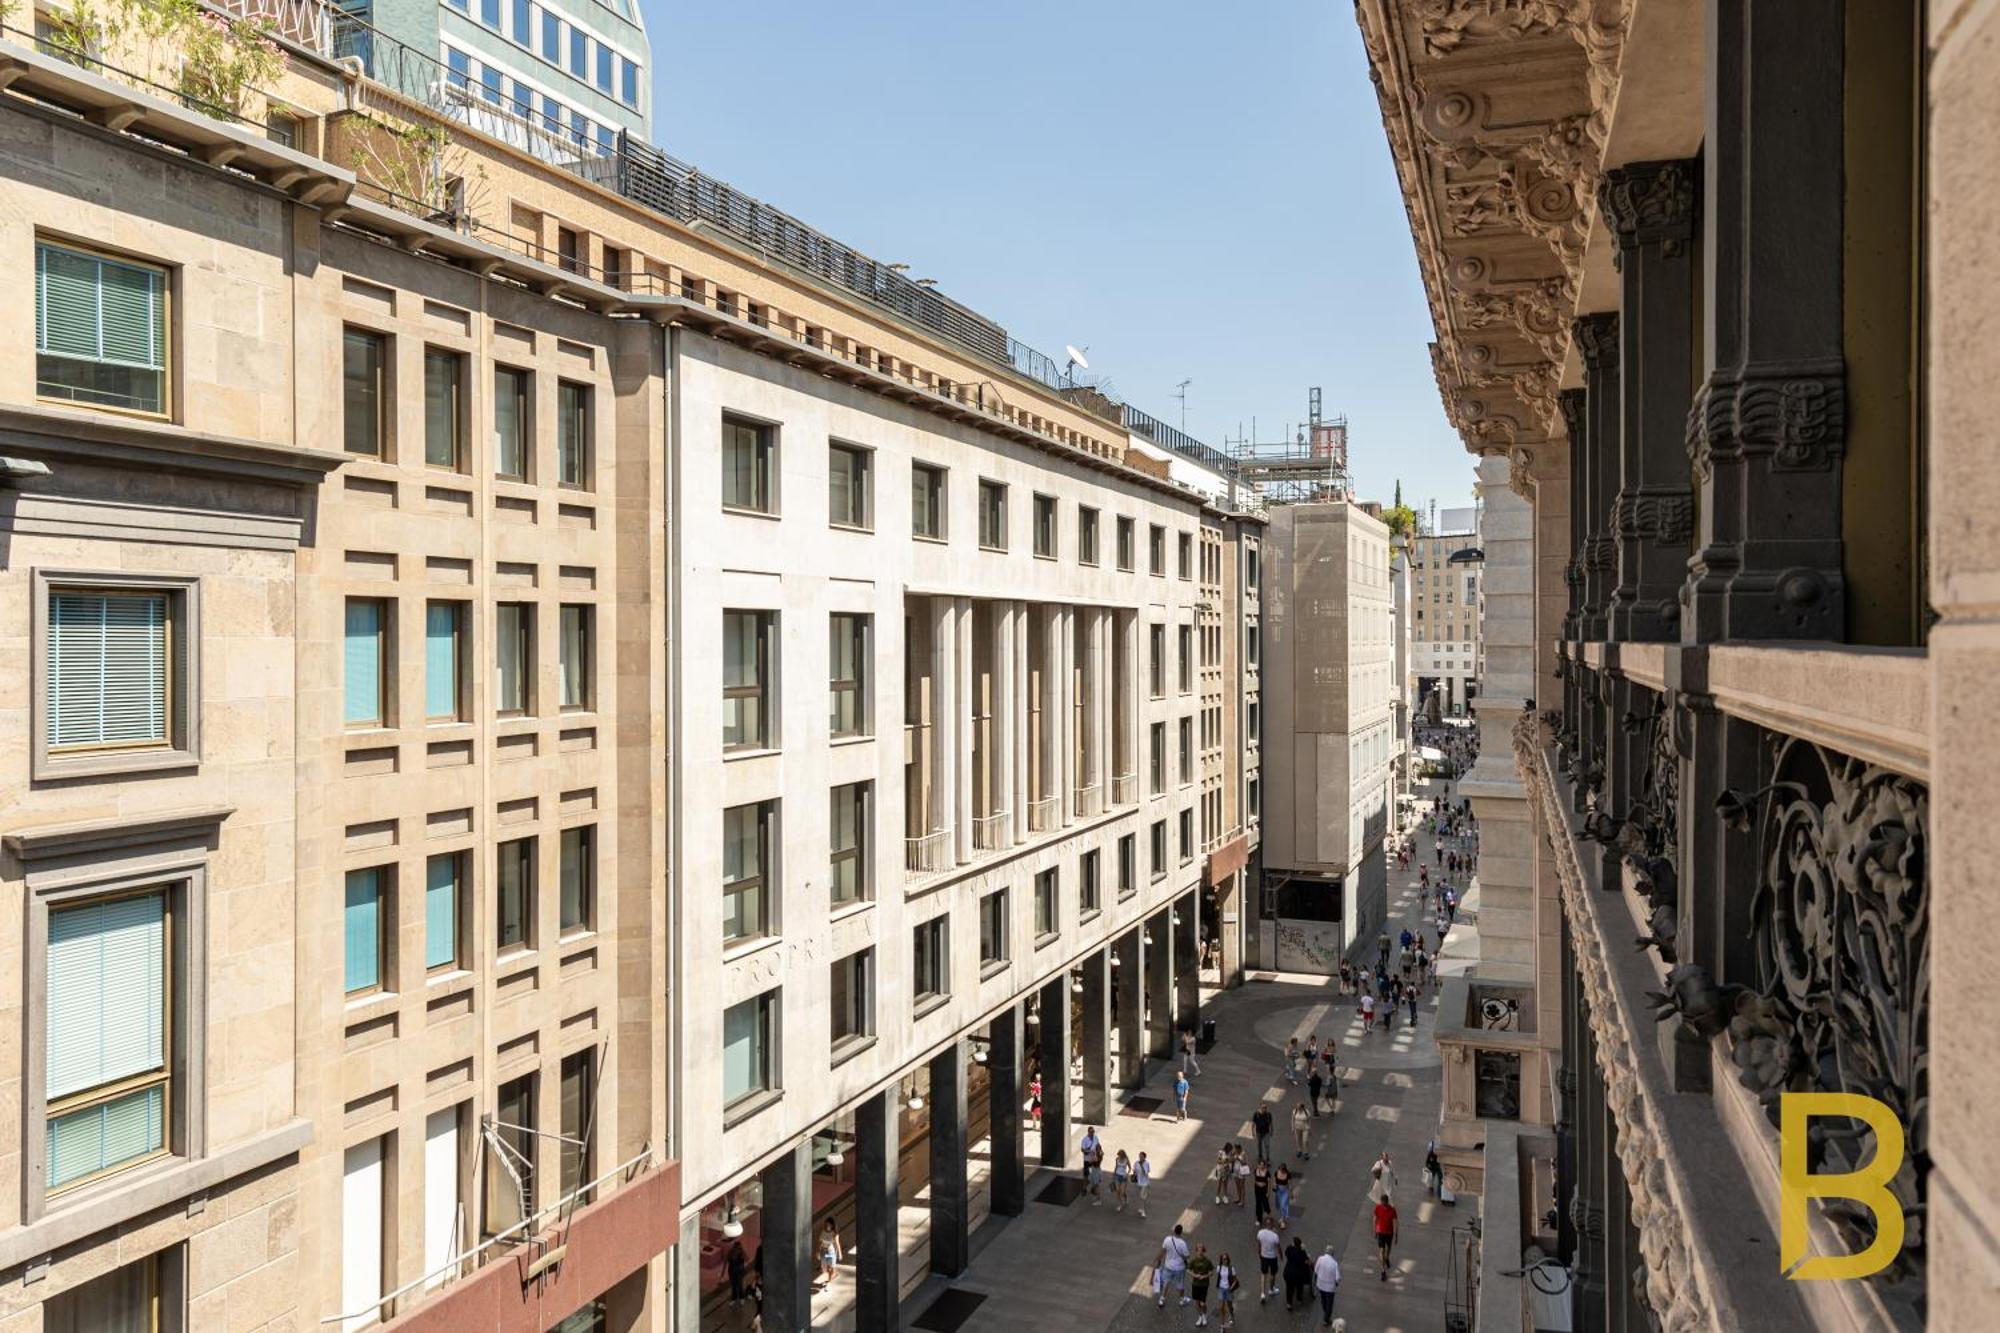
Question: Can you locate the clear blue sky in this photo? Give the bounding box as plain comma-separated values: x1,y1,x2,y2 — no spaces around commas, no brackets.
641,0,1474,516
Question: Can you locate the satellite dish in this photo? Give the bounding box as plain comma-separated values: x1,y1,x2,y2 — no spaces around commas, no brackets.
1064,345,1090,370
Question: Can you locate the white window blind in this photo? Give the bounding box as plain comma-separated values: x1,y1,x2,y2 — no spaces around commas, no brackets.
46,892,167,1190
48,592,169,749
36,244,163,369
423,1108,460,1289
342,1136,385,1330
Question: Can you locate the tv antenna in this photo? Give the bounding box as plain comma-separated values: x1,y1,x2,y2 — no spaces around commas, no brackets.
1174,379,1192,430
1064,345,1090,384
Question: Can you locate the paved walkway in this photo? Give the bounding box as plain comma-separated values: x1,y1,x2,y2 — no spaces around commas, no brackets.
891,806,1474,1332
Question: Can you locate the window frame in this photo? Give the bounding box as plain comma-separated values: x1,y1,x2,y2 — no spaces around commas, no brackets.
830,947,876,1057
1032,866,1059,942
422,346,466,472
34,237,173,421
1177,531,1193,580
1078,506,1100,566
493,363,532,481
722,413,777,515
978,888,1010,970
828,613,871,739
1150,820,1168,882
556,379,593,490
559,824,595,936
912,915,949,1007
1116,516,1136,572
911,462,947,541
342,325,389,458
425,850,466,973
559,603,594,712
723,609,776,753
343,596,392,730
724,800,777,946
828,440,874,531
829,781,872,907
1032,493,1058,559
33,570,201,781
425,600,469,723
343,865,390,997
1079,848,1101,917
495,835,536,956
1148,524,1166,576
1178,624,1193,694
1117,833,1136,900
977,478,1008,551
722,990,779,1115
495,601,534,717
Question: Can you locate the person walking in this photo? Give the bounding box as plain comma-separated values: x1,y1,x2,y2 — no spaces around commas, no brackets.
1282,1236,1313,1312
1181,1027,1203,1076
1112,1148,1131,1211
1255,1219,1282,1301
1284,1037,1301,1085
1215,1250,1241,1330
1187,1243,1217,1326
1212,1144,1232,1205
1292,1101,1313,1158
726,1238,749,1308
1425,1143,1443,1199
1079,1125,1103,1203
1174,1068,1192,1121
1313,1244,1342,1327
1321,1043,1338,1115
1373,1196,1400,1280
815,1218,842,1288
1359,991,1376,1033
1252,1102,1274,1163
1274,1161,1294,1230
1406,982,1421,1027
1307,1064,1324,1116
1135,1150,1153,1218
1251,1155,1272,1221
1156,1225,1192,1308
1337,959,1353,995
1369,1150,1398,1203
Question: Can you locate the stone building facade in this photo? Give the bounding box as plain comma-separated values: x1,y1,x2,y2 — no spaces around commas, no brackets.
1355,0,1962,1329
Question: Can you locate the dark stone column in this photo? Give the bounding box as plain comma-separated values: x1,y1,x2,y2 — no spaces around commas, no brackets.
1036,975,1071,1168
1556,919,1579,1267
988,1004,1026,1218
854,1088,902,1331
1113,930,1144,1089
1144,908,1174,1061
1078,948,1111,1124
1600,159,1699,643
1573,313,1621,643
1561,388,1587,646
1686,0,1847,643
1174,893,1200,1039
928,1042,969,1277
1598,667,1631,891
758,1142,815,1333
1573,1010,1606,1333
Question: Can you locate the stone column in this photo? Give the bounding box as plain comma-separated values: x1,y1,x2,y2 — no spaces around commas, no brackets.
930,597,957,854
1124,610,1143,794
1113,929,1144,1088
1560,389,1586,645
1096,609,1114,801
1059,605,1077,822
1572,314,1620,643
1573,1007,1606,1333
854,1087,901,1332
671,1214,701,1332
1599,160,1698,643
1686,0,1847,643
1174,891,1199,1039
1013,601,1031,842
758,1142,815,1333
1040,605,1061,819
988,1005,1026,1217
994,602,1015,844
954,597,975,863
1145,908,1174,1061
1461,454,1537,984
1078,947,1111,1124
1036,974,1070,1167
928,1042,969,1277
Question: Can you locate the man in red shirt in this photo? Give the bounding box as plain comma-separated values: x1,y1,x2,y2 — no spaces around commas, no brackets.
1373,1197,1399,1280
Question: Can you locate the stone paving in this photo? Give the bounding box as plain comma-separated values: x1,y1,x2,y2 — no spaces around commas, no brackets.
886,795,1475,1332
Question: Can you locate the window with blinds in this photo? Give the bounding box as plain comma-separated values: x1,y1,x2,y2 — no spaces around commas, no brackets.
35,241,169,416
48,590,172,752
46,891,170,1193
344,868,384,995
425,853,461,971
344,598,387,727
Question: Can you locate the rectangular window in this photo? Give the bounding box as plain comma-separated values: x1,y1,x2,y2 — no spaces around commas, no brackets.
495,602,532,716
342,598,391,729
560,825,594,934
829,613,870,738
557,380,591,488
479,0,499,25
423,349,463,470
913,916,948,1002
494,365,530,479
511,0,529,43
559,1050,594,1200
1033,493,1057,558
911,463,946,540
828,442,872,529
425,852,461,971
1178,532,1193,580
723,610,774,751
1079,507,1099,565
1248,699,1261,745
722,991,775,1107
1179,716,1193,784
344,867,386,995
1079,849,1101,915
47,586,179,756
46,1252,170,1331
1033,867,1059,939
830,948,874,1050
1248,775,1260,821
595,41,613,92
479,66,502,106
496,836,535,953
723,414,775,512
829,782,871,905
1150,722,1166,795
445,46,470,91
1117,517,1135,571
557,226,581,275
978,888,1009,966
724,801,774,944
620,55,638,106
35,240,169,416
1150,820,1168,880
1178,625,1193,693
1117,833,1136,899
977,479,1007,550
1180,808,1194,863
568,29,587,78
1149,625,1165,698
343,1136,386,1327
342,327,387,455
560,604,592,710
1149,525,1166,576
486,1074,535,1233
46,891,169,1193
541,8,560,59
425,601,465,721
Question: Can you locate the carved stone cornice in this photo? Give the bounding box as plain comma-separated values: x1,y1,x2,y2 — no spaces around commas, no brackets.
1573,311,1620,372
1598,159,1696,261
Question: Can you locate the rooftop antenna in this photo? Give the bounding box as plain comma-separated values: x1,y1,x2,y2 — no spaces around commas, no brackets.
1063,345,1090,386
1174,379,1192,430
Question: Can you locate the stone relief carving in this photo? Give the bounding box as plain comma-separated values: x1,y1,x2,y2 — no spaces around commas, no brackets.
1412,0,1572,57
1687,368,1847,479
1598,159,1696,261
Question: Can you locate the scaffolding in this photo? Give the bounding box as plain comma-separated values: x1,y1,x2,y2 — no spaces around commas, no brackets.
1227,388,1351,507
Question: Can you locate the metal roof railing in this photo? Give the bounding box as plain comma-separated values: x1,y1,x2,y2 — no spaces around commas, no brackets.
1122,405,1239,477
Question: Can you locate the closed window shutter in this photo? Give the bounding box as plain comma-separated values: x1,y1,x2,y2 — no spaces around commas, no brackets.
47,894,166,1099
34,244,162,369
425,856,457,969
344,869,381,992
48,1085,165,1190
426,604,458,718
36,244,101,359
49,592,169,749
97,258,162,368
344,600,383,724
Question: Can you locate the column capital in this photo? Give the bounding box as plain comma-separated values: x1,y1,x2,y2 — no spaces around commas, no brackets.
1572,312,1620,371
1597,158,1696,259
1558,386,1586,444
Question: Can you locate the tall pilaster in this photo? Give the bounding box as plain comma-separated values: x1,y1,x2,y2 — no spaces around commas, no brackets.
1058,605,1077,821
1144,907,1174,1061
929,1042,969,1276
953,596,974,862
1113,929,1143,1088
1036,975,1071,1167
930,596,957,852
994,601,1016,843
1686,0,1847,642
1013,601,1031,842
1079,947,1111,1124
854,1088,902,1332
1600,159,1698,643
758,1143,814,1333
1573,313,1620,643
988,1005,1026,1217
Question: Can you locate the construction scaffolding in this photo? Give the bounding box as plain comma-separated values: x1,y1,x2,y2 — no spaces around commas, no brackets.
1226,387,1351,507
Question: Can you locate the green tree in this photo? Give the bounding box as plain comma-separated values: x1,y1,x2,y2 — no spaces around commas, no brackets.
1383,502,1419,539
